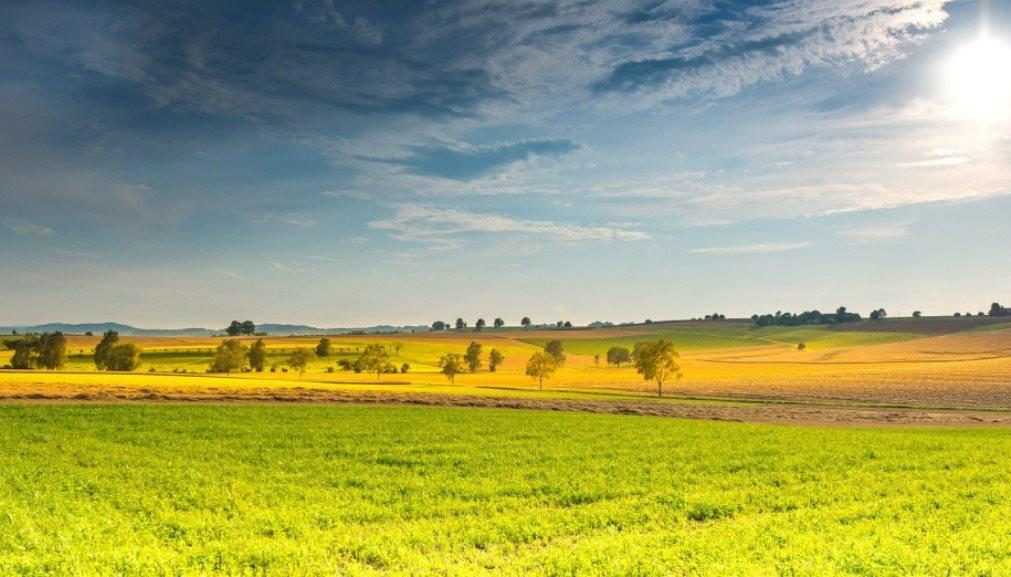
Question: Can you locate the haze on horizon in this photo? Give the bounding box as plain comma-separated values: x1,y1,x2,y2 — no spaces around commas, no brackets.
1,0,1009,328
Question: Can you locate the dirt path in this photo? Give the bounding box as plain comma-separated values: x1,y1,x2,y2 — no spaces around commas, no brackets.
3,385,1010,427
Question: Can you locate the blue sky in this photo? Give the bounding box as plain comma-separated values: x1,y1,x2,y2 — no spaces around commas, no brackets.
1,0,1009,327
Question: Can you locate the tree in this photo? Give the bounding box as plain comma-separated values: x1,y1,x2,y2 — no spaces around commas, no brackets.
241,320,256,335
521,317,531,329
544,340,566,366
913,310,922,318
36,332,67,370
465,341,483,372
249,339,267,372
432,320,446,331
525,352,557,390
358,344,391,381
494,318,504,329
225,321,243,336
6,335,40,369
105,344,142,371
94,330,120,370
440,353,464,384
401,363,410,374
594,353,600,367
287,348,313,378
488,349,504,372
606,346,631,367
990,302,1009,317
210,339,248,374
869,308,887,320
632,339,683,398
455,318,466,330
475,318,486,332
315,337,332,357
797,342,806,351
563,321,572,328
392,342,404,355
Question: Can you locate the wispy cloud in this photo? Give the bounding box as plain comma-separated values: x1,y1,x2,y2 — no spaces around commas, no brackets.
2,219,54,236
252,213,317,227
368,139,582,181
837,222,911,244
369,204,650,247
689,241,814,255
270,262,310,273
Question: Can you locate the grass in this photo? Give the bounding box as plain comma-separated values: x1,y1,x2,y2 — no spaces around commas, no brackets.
1,404,1009,576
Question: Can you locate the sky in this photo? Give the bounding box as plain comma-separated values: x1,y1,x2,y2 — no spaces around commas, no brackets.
1,0,1010,328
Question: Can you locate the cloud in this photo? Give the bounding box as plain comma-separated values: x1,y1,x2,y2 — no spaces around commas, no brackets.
270,262,309,273
688,241,814,255
252,213,317,227
369,203,650,246
2,219,54,235
595,1,949,102
837,222,911,243
372,139,581,181
321,190,373,201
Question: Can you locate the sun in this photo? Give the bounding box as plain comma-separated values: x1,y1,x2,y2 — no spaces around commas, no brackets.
945,36,1011,122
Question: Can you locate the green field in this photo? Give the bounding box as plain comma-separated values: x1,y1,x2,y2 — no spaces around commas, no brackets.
2,405,1009,576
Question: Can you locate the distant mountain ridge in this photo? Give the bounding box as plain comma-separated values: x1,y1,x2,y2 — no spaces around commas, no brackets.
0,322,430,337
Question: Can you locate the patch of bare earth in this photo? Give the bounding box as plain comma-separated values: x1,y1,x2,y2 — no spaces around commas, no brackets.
2,383,1009,427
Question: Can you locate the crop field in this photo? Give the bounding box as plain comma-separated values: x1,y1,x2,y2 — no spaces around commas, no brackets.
2,404,1011,576
2,318,1010,419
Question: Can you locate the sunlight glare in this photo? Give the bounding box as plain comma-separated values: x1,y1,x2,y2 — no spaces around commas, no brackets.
946,36,1011,122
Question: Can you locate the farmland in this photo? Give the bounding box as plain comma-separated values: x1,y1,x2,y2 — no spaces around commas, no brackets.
3,404,1011,576
2,317,1010,421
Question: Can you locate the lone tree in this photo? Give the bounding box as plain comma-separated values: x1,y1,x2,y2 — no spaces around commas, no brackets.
606,346,631,367
431,320,446,331
440,353,464,384
525,352,557,390
797,342,807,351
494,318,504,329
287,347,313,378
913,310,922,318
632,339,683,398
544,340,566,366
475,318,486,332
106,344,142,371
521,317,531,329
249,339,267,372
464,341,483,372
488,349,504,372
455,318,466,330
593,353,600,367
869,308,888,320
94,330,119,370
36,332,67,370
315,337,332,358
357,344,391,381
211,339,248,374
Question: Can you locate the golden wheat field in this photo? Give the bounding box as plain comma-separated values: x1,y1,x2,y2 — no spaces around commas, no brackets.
3,318,1010,425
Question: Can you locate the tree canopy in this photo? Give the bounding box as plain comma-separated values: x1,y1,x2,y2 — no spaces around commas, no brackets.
525,352,557,390
632,339,683,397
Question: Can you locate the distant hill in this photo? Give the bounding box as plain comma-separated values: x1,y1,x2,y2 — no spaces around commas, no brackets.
0,322,216,337
0,322,430,337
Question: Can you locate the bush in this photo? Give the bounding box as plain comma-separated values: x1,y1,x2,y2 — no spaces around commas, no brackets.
326,366,335,373
401,363,410,373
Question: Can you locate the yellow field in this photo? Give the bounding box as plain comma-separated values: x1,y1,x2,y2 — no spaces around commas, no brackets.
3,320,1011,422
